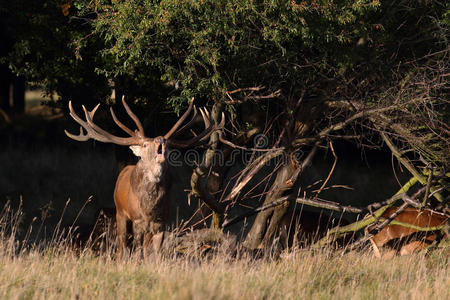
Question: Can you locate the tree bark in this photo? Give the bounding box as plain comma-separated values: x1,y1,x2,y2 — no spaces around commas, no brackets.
0,67,25,115
243,142,319,249
190,102,226,228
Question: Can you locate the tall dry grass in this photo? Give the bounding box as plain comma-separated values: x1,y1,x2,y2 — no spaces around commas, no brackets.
0,202,448,300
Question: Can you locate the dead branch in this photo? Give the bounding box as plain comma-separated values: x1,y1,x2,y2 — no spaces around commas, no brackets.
293,102,416,147
223,149,284,204
222,192,407,229
218,133,285,152
313,178,423,248
313,140,337,198
224,86,281,104
379,130,443,202
222,196,291,228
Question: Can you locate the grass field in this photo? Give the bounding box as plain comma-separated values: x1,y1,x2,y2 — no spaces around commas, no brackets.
0,201,449,300
0,237,448,299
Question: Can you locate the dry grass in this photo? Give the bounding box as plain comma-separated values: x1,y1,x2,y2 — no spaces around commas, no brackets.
0,245,448,299
0,204,448,300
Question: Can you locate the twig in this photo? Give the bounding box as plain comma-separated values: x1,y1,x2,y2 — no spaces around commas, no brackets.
218,133,285,152
313,140,337,198
222,196,290,228
0,108,11,124
379,131,443,202
422,170,432,206
293,103,412,146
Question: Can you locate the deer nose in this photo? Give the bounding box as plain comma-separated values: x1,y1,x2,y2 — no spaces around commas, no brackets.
155,137,165,145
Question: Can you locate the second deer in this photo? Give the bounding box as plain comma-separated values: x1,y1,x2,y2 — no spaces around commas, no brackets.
367,207,448,258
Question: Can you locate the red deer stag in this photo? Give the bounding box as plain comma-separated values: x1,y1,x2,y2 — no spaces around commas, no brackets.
367,207,448,258
65,97,224,258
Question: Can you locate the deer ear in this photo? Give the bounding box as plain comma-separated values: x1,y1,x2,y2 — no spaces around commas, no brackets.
129,145,143,157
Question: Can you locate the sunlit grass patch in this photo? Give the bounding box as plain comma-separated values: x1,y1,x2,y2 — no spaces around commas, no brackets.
0,202,448,300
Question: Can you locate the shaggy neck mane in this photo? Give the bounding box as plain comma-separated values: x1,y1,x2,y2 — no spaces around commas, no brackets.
135,159,166,184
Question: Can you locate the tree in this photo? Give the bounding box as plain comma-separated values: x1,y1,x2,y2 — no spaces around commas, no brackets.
0,0,110,109
3,0,448,250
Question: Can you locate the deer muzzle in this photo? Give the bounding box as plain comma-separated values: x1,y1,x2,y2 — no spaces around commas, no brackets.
155,137,166,162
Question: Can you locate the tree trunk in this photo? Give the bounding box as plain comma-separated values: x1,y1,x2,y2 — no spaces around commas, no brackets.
190,102,226,228
243,142,319,250
243,160,297,249
0,67,25,115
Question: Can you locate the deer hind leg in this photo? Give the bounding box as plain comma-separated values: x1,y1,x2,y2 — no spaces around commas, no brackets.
399,240,428,256
151,232,165,254
116,213,127,260
368,236,383,259
142,231,164,257
142,231,154,258
143,222,165,257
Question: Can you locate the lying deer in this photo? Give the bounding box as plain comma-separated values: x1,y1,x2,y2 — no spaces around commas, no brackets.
367,207,448,258
65,97,224,258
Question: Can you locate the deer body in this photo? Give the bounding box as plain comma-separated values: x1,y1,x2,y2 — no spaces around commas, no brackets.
114,158,170,257
368,207,448,258
65,97,223,259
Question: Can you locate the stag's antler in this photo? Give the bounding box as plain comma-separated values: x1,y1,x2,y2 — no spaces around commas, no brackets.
167,106,225,148
164,98,196,139
65,96,225,147
65,96,144,145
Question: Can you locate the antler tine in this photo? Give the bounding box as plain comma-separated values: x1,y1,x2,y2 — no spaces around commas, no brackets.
169,106,198,139
64,126,90,142
196,110,225,143
110,107,135,137
199,107,211,128
164,97,195,139
88,103,100,118
67,101,88,129
65,101,111,143
168,107,225,148
196,111,225,143
121,96,145,137
82,105,141,145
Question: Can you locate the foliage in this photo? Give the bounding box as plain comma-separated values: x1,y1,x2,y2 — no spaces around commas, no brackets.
3,1,447,117
73,1,448,171
0,0,110,107
1,1,448,224
76,0,384,109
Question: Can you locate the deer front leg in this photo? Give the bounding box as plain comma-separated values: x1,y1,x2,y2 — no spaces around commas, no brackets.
116,213,127,260
152,232,165,253
143,231,154,258
142,222,165,257
133,219,146,258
